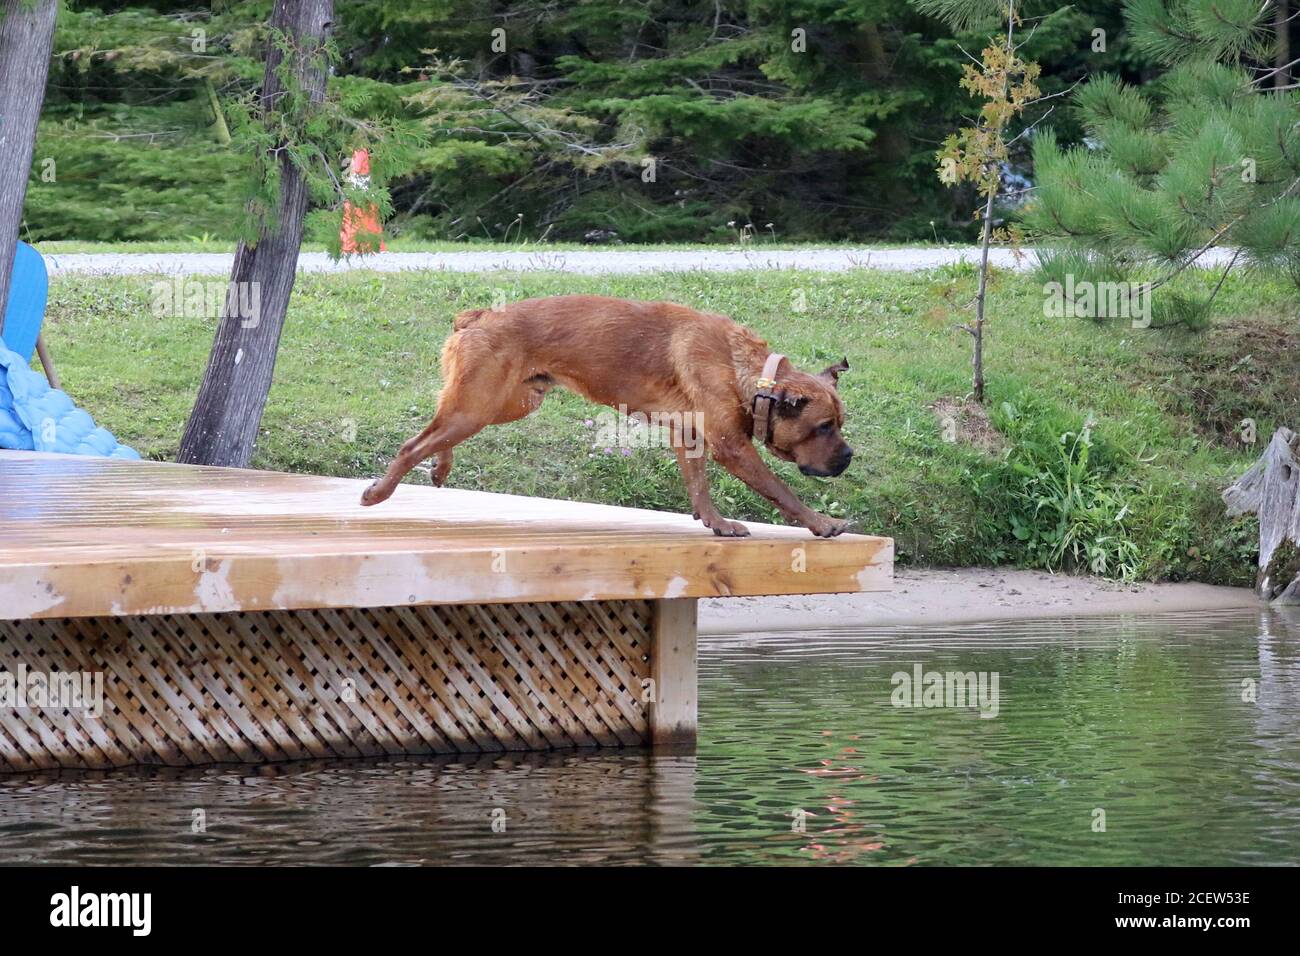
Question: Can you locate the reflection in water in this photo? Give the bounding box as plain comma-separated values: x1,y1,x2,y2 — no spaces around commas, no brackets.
1,609,1297,865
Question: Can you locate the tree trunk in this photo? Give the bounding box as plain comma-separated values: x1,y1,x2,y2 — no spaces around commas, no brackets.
1276,1,1291,89
177,0,333,467
1223,427,1300,604
969,4,1016,406
971,186,993,404
0,0,57,327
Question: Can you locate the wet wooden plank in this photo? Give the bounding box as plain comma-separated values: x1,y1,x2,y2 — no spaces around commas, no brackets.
0,450,892,620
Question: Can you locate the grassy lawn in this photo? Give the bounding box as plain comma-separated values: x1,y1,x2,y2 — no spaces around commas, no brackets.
38,265,1298,586
35,238,958,255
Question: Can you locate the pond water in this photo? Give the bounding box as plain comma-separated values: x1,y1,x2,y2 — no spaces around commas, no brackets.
2,608,1297,866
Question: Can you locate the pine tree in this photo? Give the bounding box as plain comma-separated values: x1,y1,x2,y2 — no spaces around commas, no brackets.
1023,0,1300,327
27,0,1136,244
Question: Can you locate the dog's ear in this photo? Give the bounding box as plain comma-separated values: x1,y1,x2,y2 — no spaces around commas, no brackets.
774,391,809,419
819,358,849,388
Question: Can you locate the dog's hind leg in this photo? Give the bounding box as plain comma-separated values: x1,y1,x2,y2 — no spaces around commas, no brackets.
489,374,553,425
421,378,547,489
361,334,550,505
361,409,485,505
430,449,454,487
361,328,504,506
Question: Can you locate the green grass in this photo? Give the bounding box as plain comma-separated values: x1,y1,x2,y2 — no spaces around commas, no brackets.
38,266,1298,586
35,238,958,255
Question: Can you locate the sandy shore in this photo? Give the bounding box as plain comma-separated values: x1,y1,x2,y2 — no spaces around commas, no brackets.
700,566,1259,632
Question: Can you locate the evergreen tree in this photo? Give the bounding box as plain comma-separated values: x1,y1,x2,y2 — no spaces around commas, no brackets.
25,0,1144,244
1023,0,1300,326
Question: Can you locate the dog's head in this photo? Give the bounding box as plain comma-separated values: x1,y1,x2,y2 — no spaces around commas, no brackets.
764,358,854,477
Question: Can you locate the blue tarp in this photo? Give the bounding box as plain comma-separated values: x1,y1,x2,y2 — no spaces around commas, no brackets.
2,241,47,363
0,337,140,459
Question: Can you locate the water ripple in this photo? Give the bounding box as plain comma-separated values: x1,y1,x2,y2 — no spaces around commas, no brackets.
1,609,1296,865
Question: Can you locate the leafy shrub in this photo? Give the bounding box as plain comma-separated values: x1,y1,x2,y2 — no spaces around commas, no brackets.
994,397,1142,580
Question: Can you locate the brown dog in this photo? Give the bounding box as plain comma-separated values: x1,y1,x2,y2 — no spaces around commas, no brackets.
361,295,853,537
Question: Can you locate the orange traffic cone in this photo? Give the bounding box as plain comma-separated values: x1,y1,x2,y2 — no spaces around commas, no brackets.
340,148,386,254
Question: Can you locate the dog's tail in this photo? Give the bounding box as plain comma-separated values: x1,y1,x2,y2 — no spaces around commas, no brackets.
453,308,488,332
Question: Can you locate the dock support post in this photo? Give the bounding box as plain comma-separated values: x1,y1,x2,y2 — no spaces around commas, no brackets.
648,598,698,748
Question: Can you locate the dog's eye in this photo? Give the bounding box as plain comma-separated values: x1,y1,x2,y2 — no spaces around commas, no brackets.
816,421,834,435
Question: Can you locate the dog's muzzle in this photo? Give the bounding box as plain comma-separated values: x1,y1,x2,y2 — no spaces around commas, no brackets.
799,447,853,478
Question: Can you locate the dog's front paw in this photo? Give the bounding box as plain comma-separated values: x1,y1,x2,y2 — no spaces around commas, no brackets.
807,515,848,538
706,517,750,537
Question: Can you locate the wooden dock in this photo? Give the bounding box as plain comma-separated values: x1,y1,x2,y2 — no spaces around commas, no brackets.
0,450,892,771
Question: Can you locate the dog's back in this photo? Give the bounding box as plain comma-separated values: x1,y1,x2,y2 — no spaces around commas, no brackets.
442,295,769,411
452,295,749,348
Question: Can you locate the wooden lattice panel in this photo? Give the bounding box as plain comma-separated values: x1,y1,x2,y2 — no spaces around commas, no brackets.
0,600,654,772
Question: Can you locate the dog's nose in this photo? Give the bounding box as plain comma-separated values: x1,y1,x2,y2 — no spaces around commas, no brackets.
830,447,853,476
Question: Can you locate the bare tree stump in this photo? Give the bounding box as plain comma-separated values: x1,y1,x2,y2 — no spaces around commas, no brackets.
1223,427,1300,604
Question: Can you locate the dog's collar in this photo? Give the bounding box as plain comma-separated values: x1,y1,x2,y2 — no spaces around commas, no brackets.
751,352,785,444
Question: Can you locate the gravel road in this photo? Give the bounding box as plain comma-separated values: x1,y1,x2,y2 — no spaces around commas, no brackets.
44,246,1238,277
